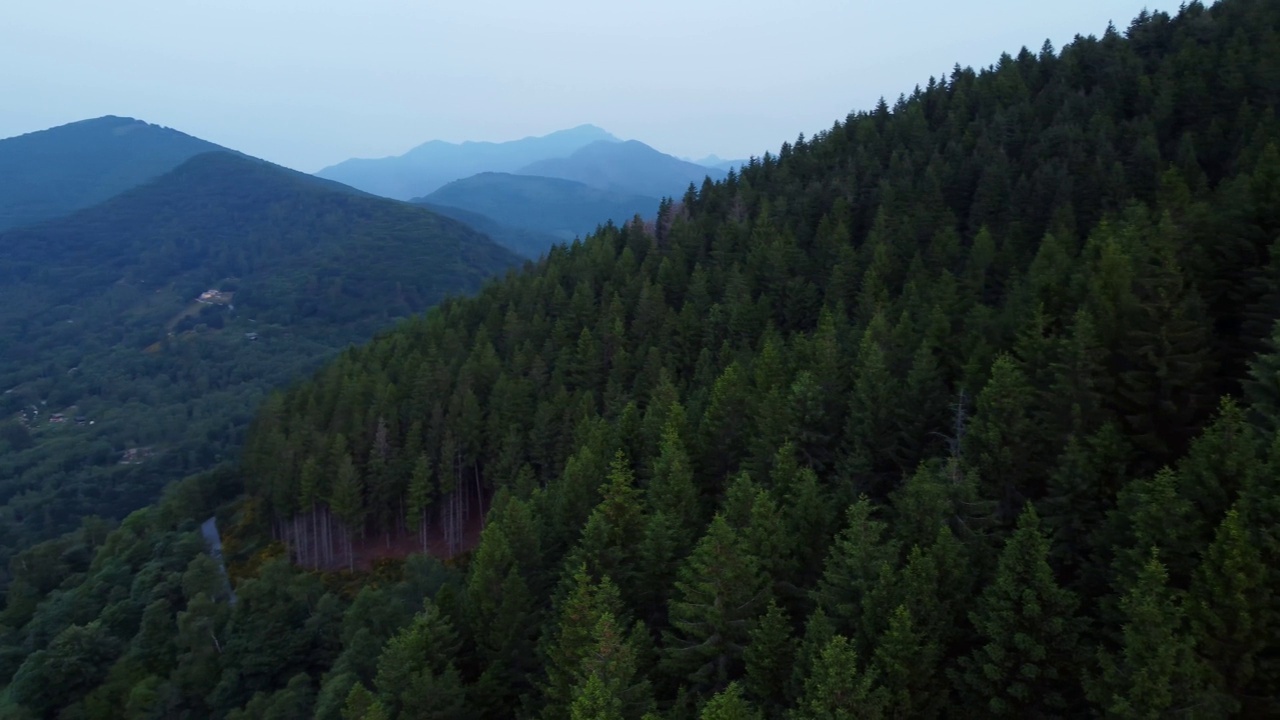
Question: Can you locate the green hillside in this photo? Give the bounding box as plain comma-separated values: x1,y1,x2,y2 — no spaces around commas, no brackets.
5,1,1280,718
0,116,227,231
0,151,520,580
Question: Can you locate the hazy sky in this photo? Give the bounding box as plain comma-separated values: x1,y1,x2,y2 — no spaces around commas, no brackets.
2,1,1181,172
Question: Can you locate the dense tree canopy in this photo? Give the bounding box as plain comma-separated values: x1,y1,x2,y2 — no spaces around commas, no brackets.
5,1,1280,717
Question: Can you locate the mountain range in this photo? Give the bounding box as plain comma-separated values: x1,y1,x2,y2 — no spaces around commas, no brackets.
415,172,659,242
314,129,726,252
519,139,727,198
692,154,749,171
314,124,619,200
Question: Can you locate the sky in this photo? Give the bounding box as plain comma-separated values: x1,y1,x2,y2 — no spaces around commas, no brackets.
1,1,1184,173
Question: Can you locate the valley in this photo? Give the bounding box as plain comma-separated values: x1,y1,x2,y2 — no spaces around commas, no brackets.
0,149,520,577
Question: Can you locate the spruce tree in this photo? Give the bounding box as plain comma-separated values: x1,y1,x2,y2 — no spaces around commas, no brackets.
662,515,768,690
814,498,898,642
792,635,886,720
743,599,796,710
701,682,764,720
566,612,652,720
564,451,647,602
406,453,433,553
962,354,1042,523
957,505,1083,716
541,566,626,719
1087,550,1209,719
373,599,465,719
328,453,364,572
1188,507,1272,711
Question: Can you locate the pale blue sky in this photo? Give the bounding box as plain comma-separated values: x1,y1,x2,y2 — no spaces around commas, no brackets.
1,1,1181,172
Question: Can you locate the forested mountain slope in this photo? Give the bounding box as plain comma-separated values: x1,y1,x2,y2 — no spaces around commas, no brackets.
6,1,1280,718
0,151,520,587
0,116,228,231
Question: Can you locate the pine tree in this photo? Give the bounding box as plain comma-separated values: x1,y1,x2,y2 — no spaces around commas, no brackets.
792,635,886,720
663,515,768,690
1115,212,1214,462
701,682,764,720
743,599,796,710
957,505,1083,716
1100,468,1201,603
564,451,647,601
842,312,900,487
329,453,365,572
637,509,683,628
569,674,624,720
789,607,836,706
648,415,700,538
896,337,949,469
962,354,1043,523
566,612,652,720
700,363,755,485
541,566,626,719
775,448,837,591
1243,319,1280,435
1188,507,1272,711
1045,308,1110,441
871,604,946,719
1173,398,1261,545
466,521,538,714
373,599,465,719
406,453,433,553
1087,550,1210,719
1041,423,1130,584
814,498,898,644
341,683,382,720
298,456,323,568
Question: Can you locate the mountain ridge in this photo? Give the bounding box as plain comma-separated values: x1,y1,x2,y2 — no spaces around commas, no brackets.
314,124,619,199
0,115,229,231
415,171,659,243
518,138,726,198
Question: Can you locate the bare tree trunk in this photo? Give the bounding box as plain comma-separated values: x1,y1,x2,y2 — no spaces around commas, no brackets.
310,507,318,570
323,507,332,568
346,525,354,573
474,460,485,530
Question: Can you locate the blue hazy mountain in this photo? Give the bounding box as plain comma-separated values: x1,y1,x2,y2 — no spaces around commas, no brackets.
414,199,563,259
518,139,727,199
693,154,750,172
416,172,659,243
315,124,619,200
0,115,227,231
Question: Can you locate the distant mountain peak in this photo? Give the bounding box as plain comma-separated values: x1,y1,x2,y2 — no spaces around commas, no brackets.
316,124,623,200
0,116,227,231
516,139,727,199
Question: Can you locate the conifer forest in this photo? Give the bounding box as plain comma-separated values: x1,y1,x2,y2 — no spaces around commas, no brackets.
3,1,1280,717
